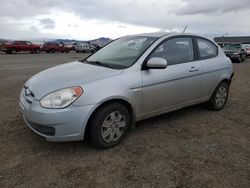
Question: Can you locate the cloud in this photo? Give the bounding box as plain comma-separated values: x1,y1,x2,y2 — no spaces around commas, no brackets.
118,25,127,28
177,0,250,15
39,18,56,29
67,24,79,28
0,0,249,39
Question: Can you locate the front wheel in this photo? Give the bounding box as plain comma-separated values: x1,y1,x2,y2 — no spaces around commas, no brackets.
242,54,246,62
88,103,130,149
208,81,229,111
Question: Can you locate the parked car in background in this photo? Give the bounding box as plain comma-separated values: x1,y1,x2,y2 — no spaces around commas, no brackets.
20,32,233,148
71,42,78,51
63,43,74,51
244,45,250,56
42,42,70,53
223,44,247,62
75,43,97,53
1,41,41,54
90,43,102,51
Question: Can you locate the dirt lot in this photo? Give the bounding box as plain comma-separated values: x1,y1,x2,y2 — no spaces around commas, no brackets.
0,52,249,188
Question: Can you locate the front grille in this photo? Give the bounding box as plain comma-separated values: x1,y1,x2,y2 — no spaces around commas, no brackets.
225,51,233,56
27,120,56,136
20,86,35,107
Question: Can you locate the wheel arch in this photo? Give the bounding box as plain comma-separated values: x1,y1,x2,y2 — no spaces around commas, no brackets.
221,71,234,86
209,75,232,101
83,98,136,140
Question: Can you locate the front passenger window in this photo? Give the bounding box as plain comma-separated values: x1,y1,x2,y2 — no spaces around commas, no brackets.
150,37,194,66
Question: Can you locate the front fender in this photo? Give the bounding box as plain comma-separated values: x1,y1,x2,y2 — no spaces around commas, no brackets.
74,69,143,120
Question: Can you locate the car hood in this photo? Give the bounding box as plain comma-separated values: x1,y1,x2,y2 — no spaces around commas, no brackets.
25,61,123,100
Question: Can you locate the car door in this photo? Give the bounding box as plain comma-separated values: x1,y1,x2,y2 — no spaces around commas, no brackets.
19,41,28,51
141,37,202,117
194,37,225,100
26,41,34,51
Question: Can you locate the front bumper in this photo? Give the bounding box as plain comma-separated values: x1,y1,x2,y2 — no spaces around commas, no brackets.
0,48,7,51
19,97,95,142
226,54,240,60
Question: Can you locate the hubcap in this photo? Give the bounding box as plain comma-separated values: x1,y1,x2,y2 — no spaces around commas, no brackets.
101,111,126,143
215,86,227,108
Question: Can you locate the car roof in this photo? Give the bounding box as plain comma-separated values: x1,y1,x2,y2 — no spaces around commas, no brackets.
126,32,207,39
131,32,170,38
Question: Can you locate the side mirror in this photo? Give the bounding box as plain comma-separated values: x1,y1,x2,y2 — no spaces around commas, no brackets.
146,57,167,69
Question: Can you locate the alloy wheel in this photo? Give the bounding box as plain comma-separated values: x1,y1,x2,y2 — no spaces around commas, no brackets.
101,111,126,143
215,85,228,108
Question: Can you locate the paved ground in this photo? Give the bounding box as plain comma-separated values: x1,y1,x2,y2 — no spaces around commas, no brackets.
0,53,249,188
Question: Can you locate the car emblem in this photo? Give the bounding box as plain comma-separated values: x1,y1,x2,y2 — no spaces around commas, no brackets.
25,88,31,96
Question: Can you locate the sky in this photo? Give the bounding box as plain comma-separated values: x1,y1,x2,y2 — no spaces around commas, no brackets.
0,0,250,40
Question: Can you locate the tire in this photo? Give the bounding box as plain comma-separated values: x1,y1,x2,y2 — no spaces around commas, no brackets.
88,103,130,149
208,81,229,111
243,54,246,62
10,48,17,54
50,49,55,53
238,56,242,63
34,48,40,54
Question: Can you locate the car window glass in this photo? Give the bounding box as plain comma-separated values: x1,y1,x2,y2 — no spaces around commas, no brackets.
150,37,194,66
87,36,157,68
197,38,217,58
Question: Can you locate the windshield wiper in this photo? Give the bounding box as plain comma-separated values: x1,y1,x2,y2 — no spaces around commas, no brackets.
81,59,112,68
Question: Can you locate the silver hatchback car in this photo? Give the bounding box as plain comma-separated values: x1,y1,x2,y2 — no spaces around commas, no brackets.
19,32,234,148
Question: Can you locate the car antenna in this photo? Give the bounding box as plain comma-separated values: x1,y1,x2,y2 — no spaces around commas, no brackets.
183,25,187,33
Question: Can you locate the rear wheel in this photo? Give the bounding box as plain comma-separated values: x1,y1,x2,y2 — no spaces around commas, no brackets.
10,48,17,54
34,48,40,54
50,49,55,53
208,81,229,111
88,103,130,149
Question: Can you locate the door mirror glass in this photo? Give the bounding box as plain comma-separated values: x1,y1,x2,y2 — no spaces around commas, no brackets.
146,57,167,69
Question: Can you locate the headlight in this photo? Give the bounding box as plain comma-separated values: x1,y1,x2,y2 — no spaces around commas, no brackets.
40,87,83,109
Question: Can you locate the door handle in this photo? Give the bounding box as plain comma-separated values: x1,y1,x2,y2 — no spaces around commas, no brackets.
189,66,199,72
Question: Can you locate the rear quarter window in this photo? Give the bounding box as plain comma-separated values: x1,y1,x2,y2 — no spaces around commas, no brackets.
196,38,218,59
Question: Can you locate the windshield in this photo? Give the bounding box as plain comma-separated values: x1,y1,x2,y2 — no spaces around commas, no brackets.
223,44,241,51
86,36,158,69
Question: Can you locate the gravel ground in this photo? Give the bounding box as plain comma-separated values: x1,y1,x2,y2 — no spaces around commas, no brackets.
0,52,249,188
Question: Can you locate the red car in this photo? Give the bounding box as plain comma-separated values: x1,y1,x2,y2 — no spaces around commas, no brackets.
245,46,250,56
1,41,41,54
42,42,70,53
